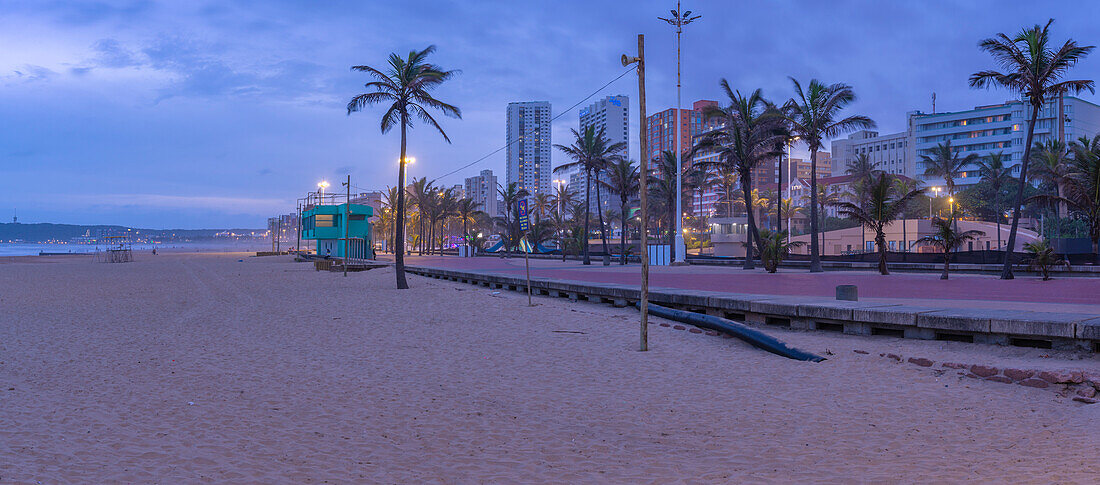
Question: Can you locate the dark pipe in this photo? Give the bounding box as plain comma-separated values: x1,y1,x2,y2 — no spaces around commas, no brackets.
640,303,825,362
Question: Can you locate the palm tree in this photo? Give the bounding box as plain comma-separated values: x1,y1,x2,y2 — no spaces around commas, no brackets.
600,158,640,264
758,228,805,273
455,198,483,257
347,45,460,289
891,177,924,260
1032,134,1100,262
976,152,1017,250
406,177,433,255
713,166,738,217
914,216,985,280
1024,240,1068,280
554,126,626,265
921,140,976,202
531,192,553,228
381,186,401,252
846,154,884,253
694,83,787,269
781,78,875,272
832,173,926,275
650,150,681,255
1029,140,1073,223
684,164,713,219
433,188,459,253
970,19,1095,279
495,182,530,258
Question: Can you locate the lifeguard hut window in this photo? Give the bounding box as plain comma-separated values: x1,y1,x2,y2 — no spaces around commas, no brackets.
349,214,366,221
315,214,336,227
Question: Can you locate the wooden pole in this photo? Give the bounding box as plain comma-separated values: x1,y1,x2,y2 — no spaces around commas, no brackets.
344,175,351,277
624,34,650,351
523,234,532,306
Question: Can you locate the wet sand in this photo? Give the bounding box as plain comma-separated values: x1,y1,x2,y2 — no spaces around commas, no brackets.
1,253,1098,482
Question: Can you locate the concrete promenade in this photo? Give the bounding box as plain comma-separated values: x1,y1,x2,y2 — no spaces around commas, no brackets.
397,255,1100,315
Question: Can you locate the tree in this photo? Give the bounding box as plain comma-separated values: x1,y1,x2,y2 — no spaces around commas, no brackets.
684,164,713,219
832,173,926,275
976,152,1017,250
381,186,402,252
920,141,977,201
554,126,626,265
1024,240,1068,280
891,176,925,260
1029,140,1073,222
970,19,1095,279
600,158,640,264
914,216,985,280
406,177,434,255
694,83,787,269
781,78,875,272
456,198,483,257
650,151,680,254
758,228,805,273
494,182,530,258
1032,134,1100,262
527,192,550,229
347,45,460,289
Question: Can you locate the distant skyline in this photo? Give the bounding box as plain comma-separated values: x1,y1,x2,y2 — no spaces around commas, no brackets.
3,1,1100,228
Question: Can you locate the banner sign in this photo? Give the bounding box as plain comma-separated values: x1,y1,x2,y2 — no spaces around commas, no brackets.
517,199,529,231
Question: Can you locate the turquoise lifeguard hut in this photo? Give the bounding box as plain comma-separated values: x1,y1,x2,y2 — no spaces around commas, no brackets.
301,203,374,260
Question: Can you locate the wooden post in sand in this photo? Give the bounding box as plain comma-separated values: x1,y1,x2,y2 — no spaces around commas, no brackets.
343,175,351,277
623,34,649,351
523,235,532,306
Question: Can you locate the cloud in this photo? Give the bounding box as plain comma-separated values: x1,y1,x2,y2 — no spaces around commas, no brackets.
59,194,290,215
4,65,58,83
91,38,140,68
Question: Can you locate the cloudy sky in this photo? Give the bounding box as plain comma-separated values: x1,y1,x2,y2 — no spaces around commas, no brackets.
3,1,1100,228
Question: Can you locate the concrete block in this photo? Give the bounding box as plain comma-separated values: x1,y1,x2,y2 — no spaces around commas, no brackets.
836,285,858,301
744,312,766,325
851,305,939,327
612,299,628,308
790,318,814,330
917,309,992,333
903,327,936,340
705,293,775,312
1076,317,1100,340
798,301,899,322
749,297,808,317
988,311,1088,338
973,333,1010,346
843,322,872,336
1052,338,1092,352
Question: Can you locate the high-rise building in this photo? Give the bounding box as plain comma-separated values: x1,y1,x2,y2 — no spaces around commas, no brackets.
506,101,552,198
831,130,913,178
572,95,629,215
909,96,1100,188
464,169,500,217
646,99,719,166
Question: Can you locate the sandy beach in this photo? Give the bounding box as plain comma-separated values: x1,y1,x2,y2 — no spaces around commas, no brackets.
2,252,1099,483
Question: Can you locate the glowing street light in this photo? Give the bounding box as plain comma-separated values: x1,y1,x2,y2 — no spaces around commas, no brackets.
929,186,942,217
318,180,330,205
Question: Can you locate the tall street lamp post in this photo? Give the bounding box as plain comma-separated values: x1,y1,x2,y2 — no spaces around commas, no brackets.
659,2,700,264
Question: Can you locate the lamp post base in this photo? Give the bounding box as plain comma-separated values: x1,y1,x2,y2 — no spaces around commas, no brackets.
673,234,687,263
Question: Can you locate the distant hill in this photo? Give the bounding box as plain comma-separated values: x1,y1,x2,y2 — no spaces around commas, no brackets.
0,223,264,243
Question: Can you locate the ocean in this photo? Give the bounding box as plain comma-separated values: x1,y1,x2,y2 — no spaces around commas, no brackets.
0,241,268,257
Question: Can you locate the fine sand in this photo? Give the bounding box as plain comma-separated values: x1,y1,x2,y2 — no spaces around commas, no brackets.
1,252,1099,483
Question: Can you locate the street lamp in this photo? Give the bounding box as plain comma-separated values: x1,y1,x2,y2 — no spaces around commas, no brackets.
660,2,700,264
785,136,799,245
318,181,330,205
929,186,942,217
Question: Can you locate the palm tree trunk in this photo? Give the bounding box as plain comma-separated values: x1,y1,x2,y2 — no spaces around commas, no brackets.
620,200,628,265
595,173,609,264
582,170,592,265
876,232,889,275
394,118,409,289
941,254,950,280
809,149,823,272
740,173,763,270
1001,104,1041,280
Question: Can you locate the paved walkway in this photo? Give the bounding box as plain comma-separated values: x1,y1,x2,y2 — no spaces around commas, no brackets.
394,255,1100,315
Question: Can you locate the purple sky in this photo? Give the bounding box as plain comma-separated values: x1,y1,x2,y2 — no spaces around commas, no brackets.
2,1,1099,228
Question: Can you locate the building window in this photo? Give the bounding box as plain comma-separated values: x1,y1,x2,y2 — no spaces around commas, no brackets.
315,214,336,227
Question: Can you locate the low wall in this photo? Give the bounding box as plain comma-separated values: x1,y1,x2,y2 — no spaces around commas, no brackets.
404,265,1100,353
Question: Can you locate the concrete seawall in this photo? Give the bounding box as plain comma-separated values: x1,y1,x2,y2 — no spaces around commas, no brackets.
406,265,1100,353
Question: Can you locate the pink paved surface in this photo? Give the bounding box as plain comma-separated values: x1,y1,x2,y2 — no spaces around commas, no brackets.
398,255,1100,314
